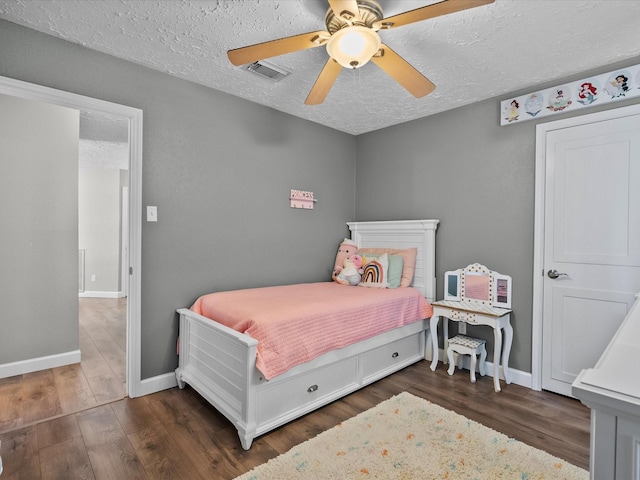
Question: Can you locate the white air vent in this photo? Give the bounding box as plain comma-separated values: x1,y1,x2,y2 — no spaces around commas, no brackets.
242,60,291,82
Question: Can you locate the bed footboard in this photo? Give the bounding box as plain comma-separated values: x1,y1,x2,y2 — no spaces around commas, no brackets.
176,308,259,449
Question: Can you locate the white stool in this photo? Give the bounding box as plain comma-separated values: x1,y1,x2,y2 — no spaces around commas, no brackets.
447,335,487,383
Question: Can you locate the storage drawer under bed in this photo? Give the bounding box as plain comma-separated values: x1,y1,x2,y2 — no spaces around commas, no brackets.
361,332,423,383
257,356,359,423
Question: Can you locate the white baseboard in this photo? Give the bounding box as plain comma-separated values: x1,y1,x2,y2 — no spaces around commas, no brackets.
79,291,120,298
0,350,81,379
431,348,533,389
131,372,178,398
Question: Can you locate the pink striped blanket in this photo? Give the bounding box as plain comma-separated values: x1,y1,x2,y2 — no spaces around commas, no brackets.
191,282,432,379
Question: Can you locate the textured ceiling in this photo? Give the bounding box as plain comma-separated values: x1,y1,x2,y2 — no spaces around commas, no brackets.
1,0,640,135
79,110,129,143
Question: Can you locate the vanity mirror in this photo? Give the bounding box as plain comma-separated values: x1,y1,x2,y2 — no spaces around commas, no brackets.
464,272,491,302
444,269,461,301
443,263,511,309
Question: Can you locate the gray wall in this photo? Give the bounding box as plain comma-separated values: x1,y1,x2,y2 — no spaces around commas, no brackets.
0,93,80,364
355,57,640,372
0,19,356,379
2,16,639,379
79,166,121,294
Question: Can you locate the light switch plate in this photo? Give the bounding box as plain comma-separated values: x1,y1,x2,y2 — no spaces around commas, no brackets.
147,206,158,222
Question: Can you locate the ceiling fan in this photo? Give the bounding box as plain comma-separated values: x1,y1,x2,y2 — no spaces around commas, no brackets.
228,0,494,105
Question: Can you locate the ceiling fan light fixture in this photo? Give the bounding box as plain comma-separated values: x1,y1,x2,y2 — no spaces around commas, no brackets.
326,26,381,69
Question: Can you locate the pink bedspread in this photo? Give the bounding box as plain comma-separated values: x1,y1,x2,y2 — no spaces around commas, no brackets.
191,282,432,379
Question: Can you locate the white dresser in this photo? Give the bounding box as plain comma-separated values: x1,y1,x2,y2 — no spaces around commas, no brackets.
572,295,640,480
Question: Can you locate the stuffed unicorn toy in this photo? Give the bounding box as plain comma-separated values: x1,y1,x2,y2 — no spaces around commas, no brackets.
336,254,363,286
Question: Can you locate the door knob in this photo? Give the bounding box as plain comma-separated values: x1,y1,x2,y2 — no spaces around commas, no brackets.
547,269,568,279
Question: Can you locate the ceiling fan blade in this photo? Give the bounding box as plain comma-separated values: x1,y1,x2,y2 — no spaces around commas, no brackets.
327,0,360,21
374,0,494,30
371,44,435,98
305,58,342,105
228,30,329,66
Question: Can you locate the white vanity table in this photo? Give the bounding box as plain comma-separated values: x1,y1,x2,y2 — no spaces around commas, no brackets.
572,295,640,480
429,263,513,392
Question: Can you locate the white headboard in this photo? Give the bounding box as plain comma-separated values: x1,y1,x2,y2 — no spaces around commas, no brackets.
346,219,439,303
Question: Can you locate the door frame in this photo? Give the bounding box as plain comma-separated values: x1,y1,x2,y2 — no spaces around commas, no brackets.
0,75,144,398
121,186,130,298
531,103,640,391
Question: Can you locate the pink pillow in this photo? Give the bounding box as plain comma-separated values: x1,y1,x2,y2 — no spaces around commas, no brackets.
358,247,417,287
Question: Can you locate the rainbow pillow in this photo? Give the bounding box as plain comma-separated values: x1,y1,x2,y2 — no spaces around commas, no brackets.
359,253,389,288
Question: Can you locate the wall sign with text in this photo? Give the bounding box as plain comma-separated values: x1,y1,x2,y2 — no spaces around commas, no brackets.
290,189,316,209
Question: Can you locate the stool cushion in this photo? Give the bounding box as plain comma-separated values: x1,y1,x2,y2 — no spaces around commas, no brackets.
448,335,485,349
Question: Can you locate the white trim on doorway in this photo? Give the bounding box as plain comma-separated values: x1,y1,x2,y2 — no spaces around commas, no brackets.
0,75,143,398
532,103,640,391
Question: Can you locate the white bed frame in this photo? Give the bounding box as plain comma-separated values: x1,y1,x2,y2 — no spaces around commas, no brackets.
175,219,439,449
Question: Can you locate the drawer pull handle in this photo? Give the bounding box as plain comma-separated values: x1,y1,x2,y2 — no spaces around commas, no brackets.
392,352,399,358
307,384,318,393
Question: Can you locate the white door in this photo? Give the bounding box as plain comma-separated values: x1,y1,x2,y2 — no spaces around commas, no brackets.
540,109,640,396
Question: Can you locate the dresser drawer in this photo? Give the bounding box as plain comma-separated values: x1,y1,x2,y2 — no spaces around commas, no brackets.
448,308,479,323
361,332,423,383
258,356,359,423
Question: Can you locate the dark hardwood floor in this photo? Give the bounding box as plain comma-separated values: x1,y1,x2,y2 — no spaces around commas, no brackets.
0,298,126,434
0,346,590,479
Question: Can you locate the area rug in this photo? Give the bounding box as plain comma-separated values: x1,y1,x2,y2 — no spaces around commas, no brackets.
235,392,588,479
